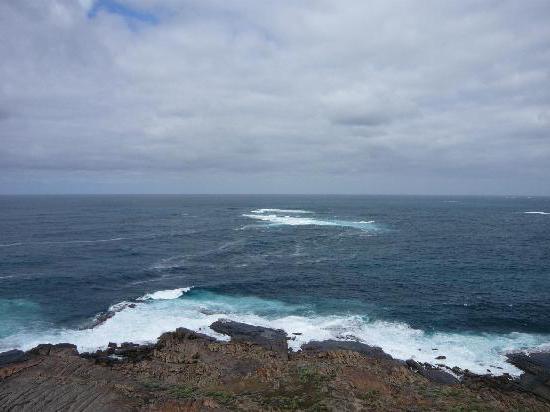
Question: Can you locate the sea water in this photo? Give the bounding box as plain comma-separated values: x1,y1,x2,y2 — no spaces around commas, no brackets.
1,195,549,375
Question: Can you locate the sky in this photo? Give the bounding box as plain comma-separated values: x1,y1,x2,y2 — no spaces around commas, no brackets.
0,0,549,195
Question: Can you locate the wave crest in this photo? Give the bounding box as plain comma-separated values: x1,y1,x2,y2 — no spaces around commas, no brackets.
250,208,312,214
137,287,193,301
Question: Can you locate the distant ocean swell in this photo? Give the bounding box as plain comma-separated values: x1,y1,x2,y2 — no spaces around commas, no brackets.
0,287,548,377
0,236,151,248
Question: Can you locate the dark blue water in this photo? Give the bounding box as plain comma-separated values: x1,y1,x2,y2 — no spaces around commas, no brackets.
1,195,549,374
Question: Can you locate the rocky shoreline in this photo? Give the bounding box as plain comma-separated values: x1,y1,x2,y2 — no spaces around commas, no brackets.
1,320,549,411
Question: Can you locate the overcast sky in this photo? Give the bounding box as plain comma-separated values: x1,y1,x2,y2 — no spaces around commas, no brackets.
1,0,549,194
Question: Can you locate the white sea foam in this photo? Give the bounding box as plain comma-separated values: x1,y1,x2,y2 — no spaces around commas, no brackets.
1,290,547,376
107,301,135,312
0,243,23,247
250,208,313,214
243,213,378,231
137,287,193,301
524,211,550,215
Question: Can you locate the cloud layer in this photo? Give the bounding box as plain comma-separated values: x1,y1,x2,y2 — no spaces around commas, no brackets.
1,0,549,194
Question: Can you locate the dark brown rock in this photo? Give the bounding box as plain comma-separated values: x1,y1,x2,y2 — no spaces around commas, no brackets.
210,319,288,358
27,343,78,356
301,340,394,361
0,349,28,367
406,359,460,385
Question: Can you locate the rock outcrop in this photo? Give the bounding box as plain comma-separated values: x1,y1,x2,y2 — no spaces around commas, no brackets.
507,351,550,401
0,343,140,411
302,339,393,361
210,319,289,358
0,349,28,367
1,323,549,411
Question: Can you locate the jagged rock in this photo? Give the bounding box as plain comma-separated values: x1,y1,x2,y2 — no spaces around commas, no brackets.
0,349,28,367
80,341,155,364
91,303,137,328
406,359,460,385
120,341,140,349
80,349,125,366
210,319,288,357
91,311,116,327
158,327,216,346
301,340,394,361
27,343,78,356
507,352,550,379
113,343,155,362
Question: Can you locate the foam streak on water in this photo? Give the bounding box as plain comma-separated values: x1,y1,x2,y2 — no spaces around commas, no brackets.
243,213,377,231
250,208,313,214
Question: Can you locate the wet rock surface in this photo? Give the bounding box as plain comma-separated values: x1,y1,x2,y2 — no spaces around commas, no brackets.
1,323,549,411
210,319,289,357
90,303,137,328
406,359,460,385
507,351,550,401
0,349,28,367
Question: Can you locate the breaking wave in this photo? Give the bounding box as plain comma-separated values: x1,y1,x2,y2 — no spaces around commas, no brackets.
137,287,193,301
243,213,378,231
250,208,313,214
1,288,547,377
524,211,549,215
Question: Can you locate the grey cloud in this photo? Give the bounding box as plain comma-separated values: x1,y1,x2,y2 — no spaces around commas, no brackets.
0,0,549,194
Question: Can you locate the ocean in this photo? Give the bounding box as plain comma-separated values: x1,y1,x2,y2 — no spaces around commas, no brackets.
1,195,549,375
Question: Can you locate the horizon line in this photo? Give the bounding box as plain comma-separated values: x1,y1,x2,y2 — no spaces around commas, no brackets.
0,193,549,197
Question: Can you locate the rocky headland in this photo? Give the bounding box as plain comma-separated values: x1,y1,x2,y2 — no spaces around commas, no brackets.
1,320,549,411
